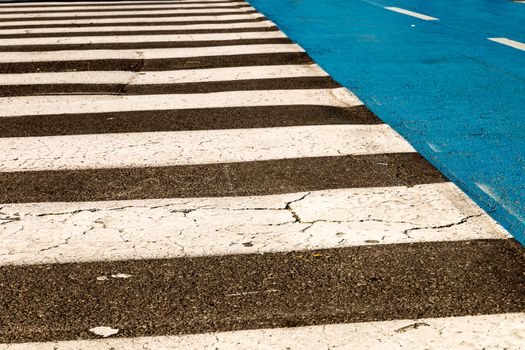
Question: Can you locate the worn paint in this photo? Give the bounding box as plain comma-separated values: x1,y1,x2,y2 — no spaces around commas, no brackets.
0,183,509,266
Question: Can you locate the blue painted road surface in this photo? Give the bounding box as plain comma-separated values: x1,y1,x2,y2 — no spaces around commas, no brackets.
248,0,525,245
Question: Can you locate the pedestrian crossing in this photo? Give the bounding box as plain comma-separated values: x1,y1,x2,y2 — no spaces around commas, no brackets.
0,0,524,348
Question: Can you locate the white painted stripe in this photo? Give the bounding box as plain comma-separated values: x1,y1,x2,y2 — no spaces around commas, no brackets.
0,125,410,171
0,43,299,63
0,87,354,117
0,7,255,19
0,21,275,35
488,37,525,51
0,31,285,46
0,183,510,266
0,2,248,12
2,313,523,349
0,64,327,85
0,13,265,27
384,7,439,21
0,0,243,6
0,0,242,5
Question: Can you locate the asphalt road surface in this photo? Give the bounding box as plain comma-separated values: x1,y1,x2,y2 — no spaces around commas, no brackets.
0,0,524,349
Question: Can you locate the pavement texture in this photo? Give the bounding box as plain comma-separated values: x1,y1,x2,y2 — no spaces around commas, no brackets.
0,0,524,349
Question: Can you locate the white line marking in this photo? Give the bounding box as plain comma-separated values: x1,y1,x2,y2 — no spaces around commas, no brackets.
0,64,327,85
0,43,301,63
0,87,356,117
488,37,525,51
0,0,235,5
0,2,248,12
0,125,411,171
0,183,510,266
384,7,439,21
0,21,275,35
3,313,523,349
0,7,255,19
0,31,286,46
0,13,265,27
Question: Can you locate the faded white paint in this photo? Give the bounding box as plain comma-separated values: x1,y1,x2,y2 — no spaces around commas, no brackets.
0,7,256,19
0,2,247,12
0,0,234,5
0,31,285,46
0,183,510,266
0,43,301,63
0,88,358,117
0,125,413,171
384,7,439,21
0,21,275,35
88,327,119,338
0,64,327,85
0,13,265,27
2,313,524,349
488,37,525,51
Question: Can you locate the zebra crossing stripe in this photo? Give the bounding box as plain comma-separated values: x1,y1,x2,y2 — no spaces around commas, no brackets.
0,125,414,172
0,183,509,266
0,21,276,36
0,64,332,95
0,44,303,63
2,313,524,350
0,2,250,13
1,38,292,52
0,8,257,21
0,88,359,116
0,13,265,27
0,65,327,85
0,0,245,7
0,31,286,46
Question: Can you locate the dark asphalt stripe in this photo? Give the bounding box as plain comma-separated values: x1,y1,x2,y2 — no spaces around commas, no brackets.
2,239,524,343
0,10,258,22
0,52,313,73
0,77,339,97
0,27,279,39
0,37,291,52
0,0,243,7
0,17,267,30
0,105,381,138
0,4,251,14
0,153,447,203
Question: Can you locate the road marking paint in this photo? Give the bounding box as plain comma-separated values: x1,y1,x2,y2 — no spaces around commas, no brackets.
0,64,327,85
384,7,439,21
0,21,275,35
0,43,301,63
0,31,285,46
1,313,522,349
488,37,525,51
0,183,511,266
0,0,243,6
0,87,357,117
0,124,411,171
0,2,248,12
0,7,255,19
0,13,265,27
